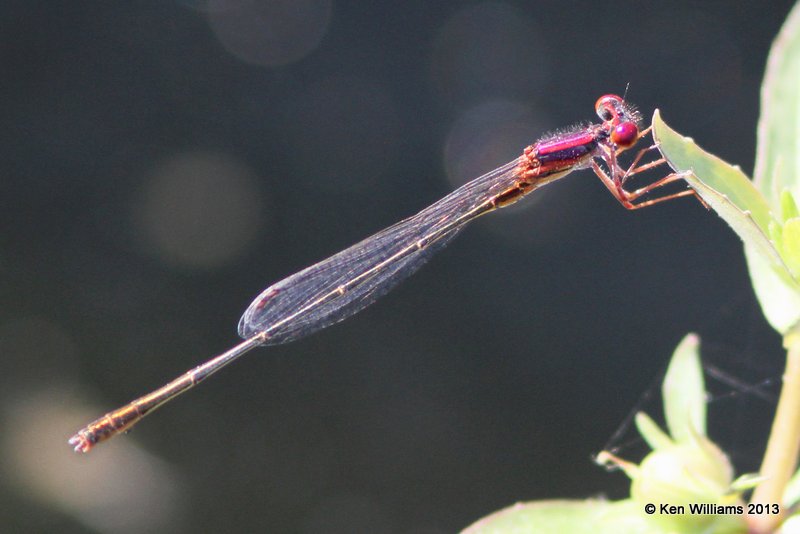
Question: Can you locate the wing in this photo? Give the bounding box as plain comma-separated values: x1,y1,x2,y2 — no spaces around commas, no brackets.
238,157,523,344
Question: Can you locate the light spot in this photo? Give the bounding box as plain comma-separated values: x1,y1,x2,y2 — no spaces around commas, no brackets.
132,151,268,270
1,388,185,533
443,100,590,248
207,0,332,67
443,99,549,190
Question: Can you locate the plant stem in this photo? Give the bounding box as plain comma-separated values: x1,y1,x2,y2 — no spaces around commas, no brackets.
749,332,800,533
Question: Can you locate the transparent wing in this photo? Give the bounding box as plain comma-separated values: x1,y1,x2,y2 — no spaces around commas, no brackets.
238,157,525,344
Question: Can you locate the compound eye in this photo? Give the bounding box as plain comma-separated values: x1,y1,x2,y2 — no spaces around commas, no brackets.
611,121,639,148
595,94,623,121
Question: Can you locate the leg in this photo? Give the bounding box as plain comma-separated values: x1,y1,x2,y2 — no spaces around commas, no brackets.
617,146,651,187
591,159,701,210
617,125,676,187
622,172,687,199
619,188,698,210
592,125,708,210
622,151,667,181
619,145,669,187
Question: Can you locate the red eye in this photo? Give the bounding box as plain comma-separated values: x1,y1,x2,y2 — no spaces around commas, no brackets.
611,121,639,148
595,94,623,121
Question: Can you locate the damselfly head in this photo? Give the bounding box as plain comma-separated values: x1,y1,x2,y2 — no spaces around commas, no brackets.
595,94,642,149
594,94,638,123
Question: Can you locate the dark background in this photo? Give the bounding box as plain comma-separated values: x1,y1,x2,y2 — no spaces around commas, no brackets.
0,1,793,532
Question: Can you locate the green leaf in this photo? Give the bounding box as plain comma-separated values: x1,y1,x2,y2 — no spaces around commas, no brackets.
652,111,800,334
663,334,706,441
781,190,800,222
753,1,800,211
745,245,800,334
747,0,800,337
651,111,774,234
730,473,767,493
663,337,705,434
634,412,672,451
651,111,776,252
783,218,800,276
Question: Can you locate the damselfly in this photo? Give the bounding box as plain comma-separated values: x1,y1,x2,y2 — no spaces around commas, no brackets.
69,94,697,452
